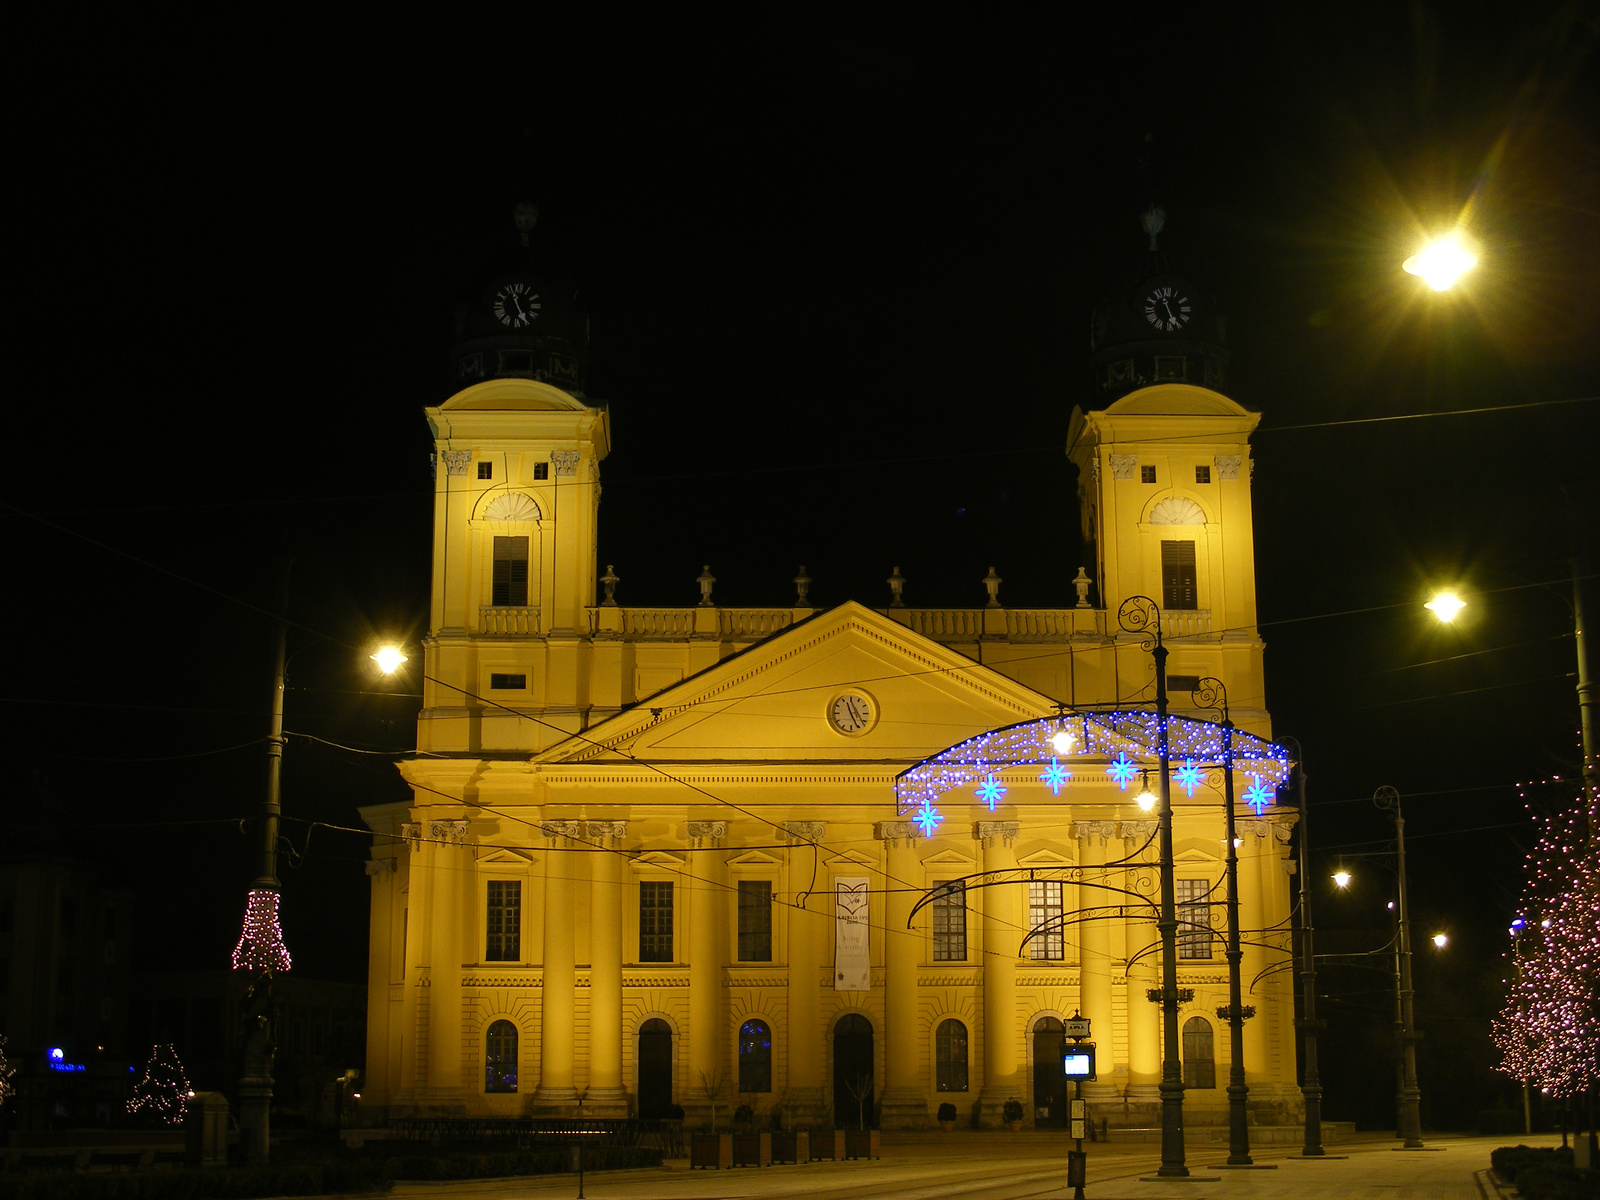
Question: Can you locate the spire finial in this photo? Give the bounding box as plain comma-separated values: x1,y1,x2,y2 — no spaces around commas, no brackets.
514,201,539,248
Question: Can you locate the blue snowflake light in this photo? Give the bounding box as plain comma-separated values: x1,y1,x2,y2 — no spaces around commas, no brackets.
1243,776,1274,814
1039,757,1070,795
975,774,1007,810
1106,753,1138,789
1174,759,1203,796
913,798,943,837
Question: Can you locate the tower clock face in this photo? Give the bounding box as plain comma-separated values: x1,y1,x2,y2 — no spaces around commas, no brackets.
492,281,542,328
1142,285,1192,332
828,692,874,735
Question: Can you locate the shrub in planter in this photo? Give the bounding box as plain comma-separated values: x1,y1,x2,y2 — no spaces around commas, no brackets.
1492,1145,1575,1179
938,1102,958,1131
1002,1099,1025,1127
733,1104,755,1126
1512,1166,1599,1200
666,1103,686,1121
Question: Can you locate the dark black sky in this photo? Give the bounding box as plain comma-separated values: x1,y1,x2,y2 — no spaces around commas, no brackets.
5,5,1598,1116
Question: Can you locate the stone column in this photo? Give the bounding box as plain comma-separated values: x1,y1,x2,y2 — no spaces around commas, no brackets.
535,821,580,1105
585,821,628,1113
976,821,1020,1126
876,821,928,1128
363,855,398,1108
398,823,427,1098
687,821,726,1122
784,822,828,1126
1239,820,1273,1089
426,819,470,1099
1073,820,1120,1104
1121,820,1162,1114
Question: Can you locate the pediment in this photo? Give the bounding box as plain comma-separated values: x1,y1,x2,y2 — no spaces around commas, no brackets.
535,601,1056,766
922,848,978,868
726,850,784,869
1174,847,1218,866
1017,848,1077,868
825,848,876,870
478,847,535,866
629,851,686,873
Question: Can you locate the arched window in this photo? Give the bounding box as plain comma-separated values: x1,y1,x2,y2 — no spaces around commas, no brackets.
936,1019,969,1092
738,1018,772,1092
485,1019,518,1093
1182,1017,1215,1089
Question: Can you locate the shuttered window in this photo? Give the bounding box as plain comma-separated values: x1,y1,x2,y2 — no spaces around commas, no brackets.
1161,540,1198,611
492,537,529,606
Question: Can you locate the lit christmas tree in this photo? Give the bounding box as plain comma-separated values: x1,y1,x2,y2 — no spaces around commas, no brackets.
0,1036,15,1107
127,1043,192,1126
1492,777,1600,1098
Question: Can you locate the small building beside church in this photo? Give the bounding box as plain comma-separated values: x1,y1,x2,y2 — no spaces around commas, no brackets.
359,209,1305,1130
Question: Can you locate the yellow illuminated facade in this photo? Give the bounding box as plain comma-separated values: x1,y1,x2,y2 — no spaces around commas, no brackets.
359,374,1304,1130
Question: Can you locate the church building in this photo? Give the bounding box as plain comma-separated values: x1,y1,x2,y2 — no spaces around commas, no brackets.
358,206,1305,1131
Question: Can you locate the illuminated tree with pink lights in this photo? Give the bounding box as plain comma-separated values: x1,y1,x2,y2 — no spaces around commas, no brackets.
1493,779,1600,1098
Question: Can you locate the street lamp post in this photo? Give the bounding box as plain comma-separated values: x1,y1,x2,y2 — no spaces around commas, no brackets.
1280,737,1326,1156
1194,678,1252,1165
1372,785,1425,1148
1118,596,1188,1178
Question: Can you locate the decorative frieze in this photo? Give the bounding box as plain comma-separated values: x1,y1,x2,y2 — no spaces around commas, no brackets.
973,821,1019,848
429,819,471,845
550,450,580,477
1109,454,1140,481
782,821,825,843
441,450,472,477
686,820,727,847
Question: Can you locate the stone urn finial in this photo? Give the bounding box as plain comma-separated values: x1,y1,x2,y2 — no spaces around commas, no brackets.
600,564,619,606
793,565,812,607
697,565,716,607
887,566,906,608
1072,566,1092,608
983,567,1003,608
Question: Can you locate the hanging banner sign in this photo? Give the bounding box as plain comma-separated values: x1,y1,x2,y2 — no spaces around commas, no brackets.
833,876,871,991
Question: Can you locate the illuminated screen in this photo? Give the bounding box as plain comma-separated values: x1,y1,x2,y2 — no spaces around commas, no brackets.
1063,1053,1092,1077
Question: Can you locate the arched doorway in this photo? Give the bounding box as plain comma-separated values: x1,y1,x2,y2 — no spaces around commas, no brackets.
1032,1016,1067,1127
832,1013,875,1129
637,1019,673,1118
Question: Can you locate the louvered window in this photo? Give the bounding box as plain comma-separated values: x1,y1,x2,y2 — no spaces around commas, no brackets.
492,537,529,606
1161,540,1198,611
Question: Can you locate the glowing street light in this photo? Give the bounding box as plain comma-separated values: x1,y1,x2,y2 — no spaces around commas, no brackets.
1402,236,1477,291
1424,592,1466,623
1333,869,1352,889
1135,781,1158,812
1431,933,1449,949
1051,727,1076,755
371,644,409,675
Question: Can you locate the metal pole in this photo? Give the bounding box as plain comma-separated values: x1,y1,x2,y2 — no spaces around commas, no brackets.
1154,631,1188,1177
1376,786,1424,1148
1286,739,1325,1156
1220,710,1252,1165
1572,552,1598,794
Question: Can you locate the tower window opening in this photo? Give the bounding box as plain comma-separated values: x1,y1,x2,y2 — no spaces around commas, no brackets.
478,462,493,480
533,462,549,480
1141,465,1157,484
489,673,526,690
1161,540,1198,611
1167,674,1200,695
1154,355,1187,381
492,537,529,606
1194,465,1211,484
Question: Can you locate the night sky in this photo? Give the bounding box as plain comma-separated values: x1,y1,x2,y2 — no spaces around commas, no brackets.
6,6,1598,1126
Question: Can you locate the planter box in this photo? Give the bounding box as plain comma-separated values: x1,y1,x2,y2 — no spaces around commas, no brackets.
690,1132,732,1169
939,1120,956,1133
810,1129,847,1160
845,1129,881,1160
731,1130,772,1166
772,1130,809,1163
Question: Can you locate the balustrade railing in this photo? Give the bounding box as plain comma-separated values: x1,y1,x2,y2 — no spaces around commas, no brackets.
479,606,540,635
719,608,796,639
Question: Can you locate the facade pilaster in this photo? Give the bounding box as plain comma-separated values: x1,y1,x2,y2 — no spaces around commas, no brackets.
1072,820,1120,1104
535,821,580,1105
363,854,398,1109
1120,820,1161,1112
976,821,1020,1125
686,821,726,1121
425,820,469,1101
784,822,827,1124
1239,820,1273,1089
876,821,928,1128
585,821,628,1112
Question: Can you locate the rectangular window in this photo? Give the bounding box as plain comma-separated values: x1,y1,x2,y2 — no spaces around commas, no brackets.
931,881,967,962
1167,674,1200,695
737,880,773,962
489,673,527,690
492,536,529,606
533,462,549,480
486,881,521,961
1141,464,1157,483
477,461,492,479
1177,878,1212,960
639,881,674,962
1161,540,1198,611
1194,464,1211,484
1155,355,1187,381
1027,880,1064,961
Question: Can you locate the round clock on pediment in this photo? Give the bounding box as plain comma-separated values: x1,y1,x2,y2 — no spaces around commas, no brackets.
828,691,876,736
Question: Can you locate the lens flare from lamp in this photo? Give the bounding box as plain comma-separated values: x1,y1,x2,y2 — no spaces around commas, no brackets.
1332,870,1351,888
1051,729,1075,755
371,645,409,674
1432,933,1448,948
1403,236,1477,290
1424,592,1466,622
1135,785,1157,812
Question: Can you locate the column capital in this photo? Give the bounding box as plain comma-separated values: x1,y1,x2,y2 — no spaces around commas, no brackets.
1120,819,1158,843
686,820,726,847
400,822,423,850
875,820,920,847
1072,820,1119,843
365,856,397,876
973,821,1019,848
1241,819,1293,844
782,820,826,843
540,819,582,846
430,819,472,845
585,820,628,846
